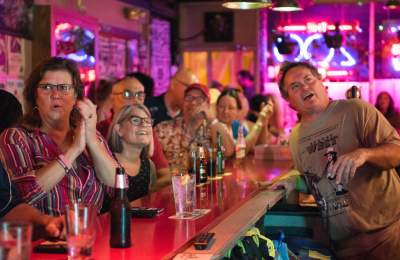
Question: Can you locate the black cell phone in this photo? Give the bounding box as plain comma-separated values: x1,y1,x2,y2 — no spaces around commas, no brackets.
33,240,68,254
130,207,164,218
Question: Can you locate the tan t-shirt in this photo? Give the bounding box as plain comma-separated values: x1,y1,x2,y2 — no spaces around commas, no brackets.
289,99,400,242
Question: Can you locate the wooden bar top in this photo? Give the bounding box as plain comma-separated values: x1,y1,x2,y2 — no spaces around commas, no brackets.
31,158,292,260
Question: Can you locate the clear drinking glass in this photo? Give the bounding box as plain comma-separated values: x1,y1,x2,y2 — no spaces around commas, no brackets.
0,221,32,260
172,173,196,218
65,203,97,260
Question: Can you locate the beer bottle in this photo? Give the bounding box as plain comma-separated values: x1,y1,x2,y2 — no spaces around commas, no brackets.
198,143,208,184
216,131,225,176
110,167,131,248
188,142,198,177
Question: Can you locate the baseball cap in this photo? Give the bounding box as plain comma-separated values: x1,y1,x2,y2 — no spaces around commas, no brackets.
185,83,210,101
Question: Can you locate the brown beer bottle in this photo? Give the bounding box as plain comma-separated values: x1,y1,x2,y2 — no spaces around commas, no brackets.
110,167,132,248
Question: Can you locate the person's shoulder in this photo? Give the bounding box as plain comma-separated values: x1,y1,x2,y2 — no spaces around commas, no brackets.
145,93,164,106
0,126,29,139
155,117,176,130
333,99,376,113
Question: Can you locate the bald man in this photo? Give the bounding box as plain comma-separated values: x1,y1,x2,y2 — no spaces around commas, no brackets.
145,68,199,126
97,76,171,191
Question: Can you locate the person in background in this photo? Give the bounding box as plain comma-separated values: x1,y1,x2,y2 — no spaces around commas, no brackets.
375,91,400,133
108,104,156,202
127,72,155,99
273,61,400,259
237,70,255,102
97,75,170,190
95,79,113,122
0,57,119,216
156,83,235,168
0,89,63,238
216,88,274,154
345,85,361,99
145,68,199,126
247,94,285,144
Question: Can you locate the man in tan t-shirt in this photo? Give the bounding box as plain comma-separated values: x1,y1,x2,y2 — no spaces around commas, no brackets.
274,61,400,259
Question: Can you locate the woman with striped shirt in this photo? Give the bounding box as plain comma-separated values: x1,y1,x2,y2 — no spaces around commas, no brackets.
0,57,119,216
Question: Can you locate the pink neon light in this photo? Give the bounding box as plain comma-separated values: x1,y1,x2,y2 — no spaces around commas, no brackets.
392,43,400,56
55,23,72,38
281,25,307,32
280,22,356,33
326,70,349,76
88,69,96,82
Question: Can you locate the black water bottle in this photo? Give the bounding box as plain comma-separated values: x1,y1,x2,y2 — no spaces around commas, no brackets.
110,167,131,248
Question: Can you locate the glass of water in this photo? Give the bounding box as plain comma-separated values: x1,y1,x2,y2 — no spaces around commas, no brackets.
0,221,32,260
65,202,97,260
172,173,196,218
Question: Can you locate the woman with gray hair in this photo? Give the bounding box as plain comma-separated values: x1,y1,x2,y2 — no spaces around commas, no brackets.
108,104,156,202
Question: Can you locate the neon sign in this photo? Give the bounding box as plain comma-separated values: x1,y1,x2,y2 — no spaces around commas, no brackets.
272,21,360,78
277,22,361,33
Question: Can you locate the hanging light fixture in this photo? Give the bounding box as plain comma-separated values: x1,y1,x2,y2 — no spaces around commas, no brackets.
384,0,400,10
272,0,303,12
222,0,273,10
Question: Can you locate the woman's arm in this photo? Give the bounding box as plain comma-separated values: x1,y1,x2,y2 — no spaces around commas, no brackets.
76,99,118,187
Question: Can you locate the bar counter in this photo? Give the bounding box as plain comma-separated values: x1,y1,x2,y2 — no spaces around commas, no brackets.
32,157,292,260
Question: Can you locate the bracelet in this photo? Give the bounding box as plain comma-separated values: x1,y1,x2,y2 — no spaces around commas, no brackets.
253,122,263,132
56,154,72,173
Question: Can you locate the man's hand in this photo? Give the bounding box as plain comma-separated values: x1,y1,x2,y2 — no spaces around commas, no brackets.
260,176,296,195
43,215,65,239
329,148,368,185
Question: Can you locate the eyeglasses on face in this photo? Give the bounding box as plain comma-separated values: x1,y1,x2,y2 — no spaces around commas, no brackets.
184,95,206,105
113,90,145,99
37,83,75,94
128,116,153,127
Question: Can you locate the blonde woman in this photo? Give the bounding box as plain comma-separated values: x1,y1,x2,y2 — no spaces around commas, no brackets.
108,104,157,201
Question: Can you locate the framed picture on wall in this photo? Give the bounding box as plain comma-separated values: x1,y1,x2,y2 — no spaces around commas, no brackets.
204,12,233,42
0,0,33,38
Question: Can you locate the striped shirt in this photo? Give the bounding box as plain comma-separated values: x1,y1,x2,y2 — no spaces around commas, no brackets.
0,127,113,216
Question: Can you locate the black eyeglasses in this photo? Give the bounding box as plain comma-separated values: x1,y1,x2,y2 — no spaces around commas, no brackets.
128,116,153,127
113,90,145,99
37,83,75,95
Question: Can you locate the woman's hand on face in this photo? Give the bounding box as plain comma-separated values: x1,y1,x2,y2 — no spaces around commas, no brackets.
75,98,98,143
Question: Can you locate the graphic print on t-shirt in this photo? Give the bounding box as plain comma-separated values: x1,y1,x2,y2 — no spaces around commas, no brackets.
299,124,354,240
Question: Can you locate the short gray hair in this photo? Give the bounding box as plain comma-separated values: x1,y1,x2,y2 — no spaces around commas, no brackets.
107,104,152,157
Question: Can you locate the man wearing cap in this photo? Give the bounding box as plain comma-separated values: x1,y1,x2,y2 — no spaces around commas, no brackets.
155,83,235,168
145,68,199,126
97,76,171,191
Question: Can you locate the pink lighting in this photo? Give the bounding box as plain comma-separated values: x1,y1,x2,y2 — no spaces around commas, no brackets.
392,43,400,56
326,70,349,76
55,23,72,38
278,22,359,33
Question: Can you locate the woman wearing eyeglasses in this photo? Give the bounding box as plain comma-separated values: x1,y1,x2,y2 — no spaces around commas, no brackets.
0,57,119,216
216,88,274,154
107,104,156,202
97,75,171,191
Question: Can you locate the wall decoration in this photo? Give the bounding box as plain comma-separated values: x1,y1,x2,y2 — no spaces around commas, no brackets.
98,35,126,80
151,18,171,96
204,12,233,42
0,0,33,38
54,21,96,83
8,36,24,77
0,34,7,75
